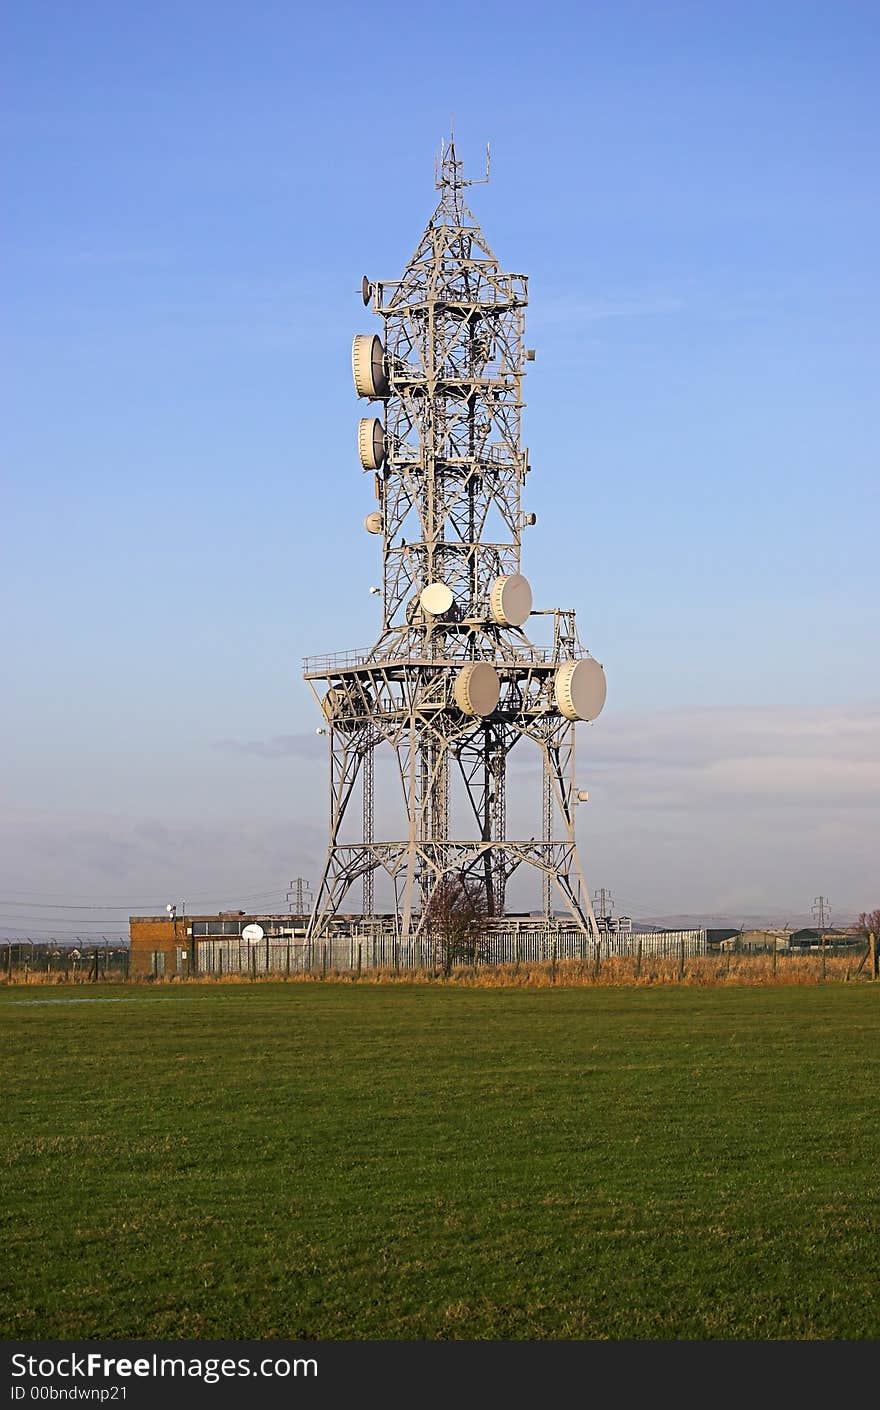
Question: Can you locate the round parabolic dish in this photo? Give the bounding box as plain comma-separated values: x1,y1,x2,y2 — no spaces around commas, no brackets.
489,573,532,627
358,417,385,470
352,334,388,398
242,923,264,943
364,511,384,534
419,581,454,616
554,659,607,722
453,662,500,716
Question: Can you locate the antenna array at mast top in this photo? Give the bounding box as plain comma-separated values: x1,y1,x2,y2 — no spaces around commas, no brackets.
435,135,490,191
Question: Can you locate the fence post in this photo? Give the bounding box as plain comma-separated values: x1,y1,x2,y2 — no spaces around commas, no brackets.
286,942,290,979
357,942,362,979
592,942,601,982
321,943,327,980
678,937,685,983
635,937,642,980
550,936,557,984
821,936,827,983
772,943,777,978
871,932,878,980
251,945,256,981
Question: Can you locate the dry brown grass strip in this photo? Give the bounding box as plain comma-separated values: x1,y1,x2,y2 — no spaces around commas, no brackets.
2,953,870,989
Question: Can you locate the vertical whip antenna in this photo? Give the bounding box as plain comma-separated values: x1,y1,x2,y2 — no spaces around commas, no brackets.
435,132,490,191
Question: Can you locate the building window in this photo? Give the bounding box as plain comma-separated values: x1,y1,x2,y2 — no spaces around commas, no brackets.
150,951,166,977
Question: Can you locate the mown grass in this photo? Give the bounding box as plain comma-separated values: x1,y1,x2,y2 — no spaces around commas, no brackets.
1,982,878,1340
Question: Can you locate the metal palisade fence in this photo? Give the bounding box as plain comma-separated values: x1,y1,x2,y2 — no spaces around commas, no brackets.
193,928,707,976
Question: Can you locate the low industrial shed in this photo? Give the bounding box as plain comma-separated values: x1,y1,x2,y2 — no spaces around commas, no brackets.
128,913,312,978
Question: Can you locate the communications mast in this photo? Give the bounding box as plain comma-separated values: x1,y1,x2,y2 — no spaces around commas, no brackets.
303,138,607,942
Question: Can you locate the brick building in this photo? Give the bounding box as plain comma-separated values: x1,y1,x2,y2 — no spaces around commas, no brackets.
128,913,314,978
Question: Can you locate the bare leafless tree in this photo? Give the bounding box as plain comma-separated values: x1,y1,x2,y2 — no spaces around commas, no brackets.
854,908,880,979
426,874,490,975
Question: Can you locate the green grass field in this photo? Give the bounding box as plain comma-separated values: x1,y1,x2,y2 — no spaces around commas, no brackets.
1,982,878,1340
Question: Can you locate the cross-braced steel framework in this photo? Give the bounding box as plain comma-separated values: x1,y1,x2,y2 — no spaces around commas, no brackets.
303,139,606,942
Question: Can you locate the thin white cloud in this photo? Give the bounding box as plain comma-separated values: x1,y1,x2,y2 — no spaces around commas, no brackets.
583,704,880,809
1,704,876,927
0,807,324,922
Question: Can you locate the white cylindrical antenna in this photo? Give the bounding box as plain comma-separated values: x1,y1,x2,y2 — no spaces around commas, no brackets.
352,335,388,398
554,659,607,722
489,574,532,627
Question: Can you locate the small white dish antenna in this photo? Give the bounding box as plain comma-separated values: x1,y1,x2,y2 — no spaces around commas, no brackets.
242,923,265,944
419,581,454,616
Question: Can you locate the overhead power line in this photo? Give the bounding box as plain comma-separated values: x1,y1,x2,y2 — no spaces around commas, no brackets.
0,889,291,912
0,901,162,911
0,930,128,938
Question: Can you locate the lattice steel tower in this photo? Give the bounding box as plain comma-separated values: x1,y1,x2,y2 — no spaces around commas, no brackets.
304,138,607,941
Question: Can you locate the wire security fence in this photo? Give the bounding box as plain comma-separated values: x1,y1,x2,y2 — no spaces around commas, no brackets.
193,927,708,976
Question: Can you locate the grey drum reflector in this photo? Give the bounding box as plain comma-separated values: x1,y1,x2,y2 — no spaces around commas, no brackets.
453,662,500,716
554,659,607,722
352,334,388,398
322,685,365,731
358,417,386,470
321,688,343,722
489,573,532,627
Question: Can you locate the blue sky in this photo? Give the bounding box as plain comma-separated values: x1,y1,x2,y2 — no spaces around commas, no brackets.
2,1,878,933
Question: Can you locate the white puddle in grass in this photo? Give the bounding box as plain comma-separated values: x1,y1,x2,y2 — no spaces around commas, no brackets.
1,994,265,1007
